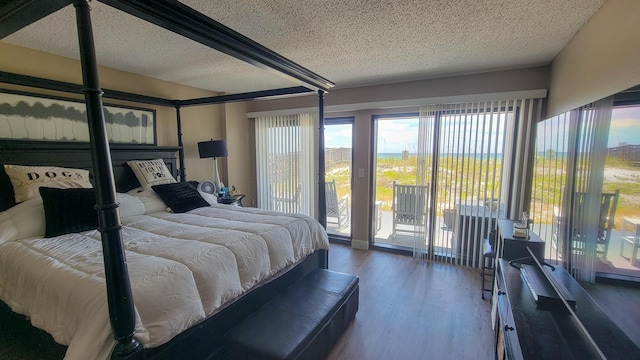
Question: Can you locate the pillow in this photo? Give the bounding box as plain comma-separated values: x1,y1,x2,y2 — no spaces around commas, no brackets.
4,164,93,203
198,190,219,206
0,165,16,211
117,192,145,218
39,187,98,238
0,197,46,245
128,189,170,214
126,159,176,190
151,182,210,213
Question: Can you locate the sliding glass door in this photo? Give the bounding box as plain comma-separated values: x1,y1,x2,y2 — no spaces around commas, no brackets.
372,114,421,248
370,100,540,268
324,117,353,239
415,103,516,267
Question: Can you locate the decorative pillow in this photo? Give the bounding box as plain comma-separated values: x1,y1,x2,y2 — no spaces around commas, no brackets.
39,187,99,238
151,182,210,213
126,159,176,190
4,164,93,203
0,165,16,211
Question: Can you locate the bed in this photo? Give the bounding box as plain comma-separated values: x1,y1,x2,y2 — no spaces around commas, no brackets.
0,142,330,360
0,1,336,359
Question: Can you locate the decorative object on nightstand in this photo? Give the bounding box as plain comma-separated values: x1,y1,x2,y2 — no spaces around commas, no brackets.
218,194,245,207
198,139,228,193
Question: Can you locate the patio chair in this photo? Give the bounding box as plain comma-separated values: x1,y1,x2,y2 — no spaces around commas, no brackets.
596,190,619,259
273,183,301,213
391,181,429,238
326,179,350,230
552,190,619,259
442,208,456,231
620,218,640,266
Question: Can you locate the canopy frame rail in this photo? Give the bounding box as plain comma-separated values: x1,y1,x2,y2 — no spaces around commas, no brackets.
0,1,333,358
0,71,317,182
0,0,335,93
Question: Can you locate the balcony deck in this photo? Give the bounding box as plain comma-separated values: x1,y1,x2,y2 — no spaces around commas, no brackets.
327,210,640,280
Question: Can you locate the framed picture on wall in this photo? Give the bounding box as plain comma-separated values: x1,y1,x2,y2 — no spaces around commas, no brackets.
0,89,156,145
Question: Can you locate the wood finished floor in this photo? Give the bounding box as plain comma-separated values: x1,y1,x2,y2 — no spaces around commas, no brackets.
1,243,639,359
326,244,494,360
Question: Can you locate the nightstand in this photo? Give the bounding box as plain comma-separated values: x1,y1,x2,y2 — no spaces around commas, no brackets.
217,194,245,207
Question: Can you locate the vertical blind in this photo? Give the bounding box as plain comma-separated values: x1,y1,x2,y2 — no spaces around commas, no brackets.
569,97,613,282
415,99,541,267
531,96,613,282
255,113,316,216
530,110,575,264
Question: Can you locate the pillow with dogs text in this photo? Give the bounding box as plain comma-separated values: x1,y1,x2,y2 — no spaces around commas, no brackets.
4,164,92,203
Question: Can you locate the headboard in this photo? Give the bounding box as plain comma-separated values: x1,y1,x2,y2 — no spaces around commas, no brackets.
0,140,180,211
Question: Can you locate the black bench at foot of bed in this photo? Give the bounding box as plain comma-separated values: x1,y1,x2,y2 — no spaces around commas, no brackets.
224,269,359,360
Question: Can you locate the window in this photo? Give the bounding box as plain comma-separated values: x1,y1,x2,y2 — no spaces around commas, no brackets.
255,113,316,216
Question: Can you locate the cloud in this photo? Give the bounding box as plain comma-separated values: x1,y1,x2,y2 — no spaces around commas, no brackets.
610,118,638,129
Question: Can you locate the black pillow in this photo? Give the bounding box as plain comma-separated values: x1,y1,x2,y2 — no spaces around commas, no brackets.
0,165,16,212
152,182,210,213
39,187,99,238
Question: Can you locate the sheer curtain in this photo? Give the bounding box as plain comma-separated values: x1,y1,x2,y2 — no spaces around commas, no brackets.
415,99,542,267
255,113,316,216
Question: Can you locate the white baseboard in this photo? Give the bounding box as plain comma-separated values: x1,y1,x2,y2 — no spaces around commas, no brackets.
351,239,369,250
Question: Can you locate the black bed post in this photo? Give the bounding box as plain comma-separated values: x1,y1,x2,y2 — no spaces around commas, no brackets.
318,90,327,229
73,1,142,359
175,105,186,182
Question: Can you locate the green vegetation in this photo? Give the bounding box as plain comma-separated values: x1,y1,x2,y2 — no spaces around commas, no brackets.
327,154,640,228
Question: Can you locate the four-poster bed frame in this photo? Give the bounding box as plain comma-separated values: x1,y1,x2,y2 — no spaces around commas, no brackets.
0,0,334,358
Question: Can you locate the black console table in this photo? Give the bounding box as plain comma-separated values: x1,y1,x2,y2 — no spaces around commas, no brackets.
492,258,640,359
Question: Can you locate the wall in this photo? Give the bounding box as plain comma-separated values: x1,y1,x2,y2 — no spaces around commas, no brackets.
246,67,550,249
248,67,549,115
0,42,222,183
221,101,255,206
548,0,640,117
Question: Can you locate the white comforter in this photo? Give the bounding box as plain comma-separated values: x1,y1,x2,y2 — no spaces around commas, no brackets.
0,190,329,360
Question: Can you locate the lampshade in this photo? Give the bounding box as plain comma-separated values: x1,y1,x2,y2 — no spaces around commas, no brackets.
198,140,228,158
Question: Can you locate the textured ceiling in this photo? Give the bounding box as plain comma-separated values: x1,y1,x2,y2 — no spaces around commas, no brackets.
2,0,606,94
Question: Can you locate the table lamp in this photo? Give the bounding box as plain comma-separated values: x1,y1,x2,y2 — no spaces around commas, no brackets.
198,139,228,192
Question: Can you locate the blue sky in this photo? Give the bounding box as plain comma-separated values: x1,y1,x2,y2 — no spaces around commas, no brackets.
324,123,353,149
535,105,640,151
609,106,640,147
325,106,640,153
376,118,419,153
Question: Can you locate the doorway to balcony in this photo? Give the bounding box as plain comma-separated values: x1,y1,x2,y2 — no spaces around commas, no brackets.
371,114,421,249
371,101,529,268
324,117,353,240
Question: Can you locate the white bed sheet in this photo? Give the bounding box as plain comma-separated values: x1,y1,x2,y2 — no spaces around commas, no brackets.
0,191,329,360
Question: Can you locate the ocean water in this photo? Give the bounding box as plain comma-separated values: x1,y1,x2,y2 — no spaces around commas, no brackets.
377,152,505,160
